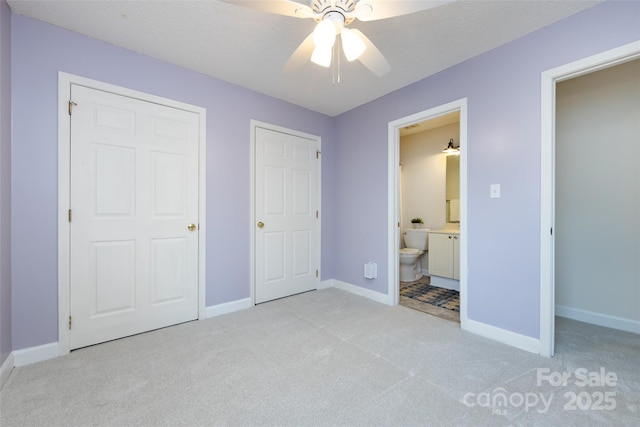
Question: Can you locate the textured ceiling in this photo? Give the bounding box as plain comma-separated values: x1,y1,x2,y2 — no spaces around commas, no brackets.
7,0,602,116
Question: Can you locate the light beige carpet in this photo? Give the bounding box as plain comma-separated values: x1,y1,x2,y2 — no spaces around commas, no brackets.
1,288,638,426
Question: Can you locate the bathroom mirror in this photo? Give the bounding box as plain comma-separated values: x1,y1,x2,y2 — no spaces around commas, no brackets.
446,155,460,223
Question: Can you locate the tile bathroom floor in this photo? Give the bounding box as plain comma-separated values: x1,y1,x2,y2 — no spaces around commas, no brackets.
400,276,460,323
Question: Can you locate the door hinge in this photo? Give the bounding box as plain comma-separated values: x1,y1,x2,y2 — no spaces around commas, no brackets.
550,227,553,235
316,150,321,159
316,269,319,278
316,210,319,218
68,101,77,116
68,209,72,223
68,316,72,330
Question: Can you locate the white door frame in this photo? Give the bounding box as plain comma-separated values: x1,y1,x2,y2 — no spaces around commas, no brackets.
539,40,640,357
57,72,207,355
387,98,468,328
249,120,322,305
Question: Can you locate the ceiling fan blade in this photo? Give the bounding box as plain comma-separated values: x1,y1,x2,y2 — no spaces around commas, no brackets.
355,0,454,21
349,29,390,76
283,33,315,74
220,0,315,19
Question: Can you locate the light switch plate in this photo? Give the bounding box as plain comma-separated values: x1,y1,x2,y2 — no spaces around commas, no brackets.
490,184,501,198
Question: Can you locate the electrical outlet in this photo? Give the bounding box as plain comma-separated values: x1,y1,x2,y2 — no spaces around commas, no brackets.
364,262,377,279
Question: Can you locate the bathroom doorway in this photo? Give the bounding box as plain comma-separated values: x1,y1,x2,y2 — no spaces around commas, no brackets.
398,113,460,322
387,99,468,329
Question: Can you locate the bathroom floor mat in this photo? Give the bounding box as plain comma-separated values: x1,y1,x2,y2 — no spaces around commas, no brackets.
400,281,460,313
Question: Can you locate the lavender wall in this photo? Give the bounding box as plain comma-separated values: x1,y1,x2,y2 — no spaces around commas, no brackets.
10,14,334,350
7,1,639,352
0,0,12,365
333,1,640,339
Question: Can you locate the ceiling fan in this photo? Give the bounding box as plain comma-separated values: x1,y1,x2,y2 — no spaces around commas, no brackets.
221,0,452,76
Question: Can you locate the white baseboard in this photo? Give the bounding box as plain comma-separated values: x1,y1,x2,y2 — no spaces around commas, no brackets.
13,342,59,367
205,297,252,318
316,279,544,355
317,280,333,290
556,305,640,334
321,279,391,305
0,352,14,389
463,318,540,354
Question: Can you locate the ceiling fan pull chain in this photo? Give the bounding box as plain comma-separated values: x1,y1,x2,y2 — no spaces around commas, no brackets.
332,45,336,85
337,41,341,84
332,44,342,85
331,41,341,85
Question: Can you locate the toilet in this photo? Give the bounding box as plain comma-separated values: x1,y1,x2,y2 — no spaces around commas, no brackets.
399,228,430,282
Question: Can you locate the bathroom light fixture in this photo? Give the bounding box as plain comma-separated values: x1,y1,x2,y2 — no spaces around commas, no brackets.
443,138,460,155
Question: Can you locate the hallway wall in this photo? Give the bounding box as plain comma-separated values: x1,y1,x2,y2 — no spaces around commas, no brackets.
556,59,640,329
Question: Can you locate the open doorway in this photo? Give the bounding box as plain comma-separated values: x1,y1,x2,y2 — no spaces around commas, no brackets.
539,41,640,357
555,59,640,331
397,112,461,322
387,99,468,329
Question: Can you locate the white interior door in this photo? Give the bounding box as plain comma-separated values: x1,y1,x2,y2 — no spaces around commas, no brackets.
69,84,200,350
254,125,320,304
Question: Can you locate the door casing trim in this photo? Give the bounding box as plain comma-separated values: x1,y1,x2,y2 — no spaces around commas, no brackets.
57,72,207,355
249,120,322,305
387,98,468,330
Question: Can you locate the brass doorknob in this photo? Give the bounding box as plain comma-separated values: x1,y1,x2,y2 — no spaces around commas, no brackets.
257,221,264,228
188,223,197,232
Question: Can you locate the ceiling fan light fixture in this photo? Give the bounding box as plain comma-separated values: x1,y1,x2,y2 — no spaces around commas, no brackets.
223,0,449,78
312,19,336,48
341,28,366,61
311,46,332,67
